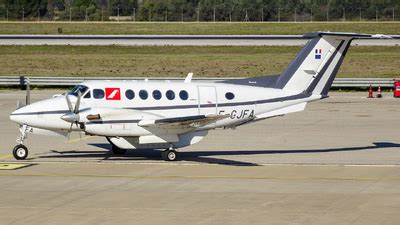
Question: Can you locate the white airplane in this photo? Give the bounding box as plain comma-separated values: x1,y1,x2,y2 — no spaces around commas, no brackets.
9,32,375,161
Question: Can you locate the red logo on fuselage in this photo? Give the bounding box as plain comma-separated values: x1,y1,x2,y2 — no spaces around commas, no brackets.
105,88,121,100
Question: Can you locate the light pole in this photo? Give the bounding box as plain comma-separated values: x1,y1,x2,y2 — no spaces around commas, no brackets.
181,7,184,22
278,8,281,22
393,7,395,21
22,7,24,21
294,8,297,22
310,7,313,22
326,6,329,21
213,7,216,22
359,8,362,22
165,9,168,22
343,7,345,21
133,8,136,21
37,8,40,22
6,8,8,21
101,8,103,22
376,8,378,22
85,8,88,22
261,8,263,22
117,7,120,22
197,7,200,22
69,7,72,22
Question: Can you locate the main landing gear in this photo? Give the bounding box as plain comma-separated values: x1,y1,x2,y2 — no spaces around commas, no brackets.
161,148,178,161
12,124,30,160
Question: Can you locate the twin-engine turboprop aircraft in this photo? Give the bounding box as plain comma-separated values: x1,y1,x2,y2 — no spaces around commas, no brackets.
9,32,381,161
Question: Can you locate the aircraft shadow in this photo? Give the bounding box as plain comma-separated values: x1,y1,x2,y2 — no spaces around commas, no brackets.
37,142,400,166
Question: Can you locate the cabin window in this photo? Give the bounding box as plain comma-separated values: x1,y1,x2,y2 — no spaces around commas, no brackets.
125,90,135,100
166,90,175,100
83,91,91,99
139,90,148,100
153,90,162,100
93,89,105,99
179,90,189,100
225,92,235,100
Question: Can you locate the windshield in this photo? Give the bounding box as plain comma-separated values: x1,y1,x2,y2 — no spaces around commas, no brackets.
68,85,89,96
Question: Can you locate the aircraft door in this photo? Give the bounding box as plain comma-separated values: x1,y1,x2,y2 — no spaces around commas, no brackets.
197,85,218,115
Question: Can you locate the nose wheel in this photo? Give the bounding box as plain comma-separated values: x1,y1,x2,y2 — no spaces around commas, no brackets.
13,144,28,160
161,149,178,161
12,124,30,160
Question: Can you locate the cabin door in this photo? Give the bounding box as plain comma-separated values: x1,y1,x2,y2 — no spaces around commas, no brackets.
197,85,218,115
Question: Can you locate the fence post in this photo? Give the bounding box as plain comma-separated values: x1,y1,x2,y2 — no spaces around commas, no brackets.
19,76,26,90
25,78,30,105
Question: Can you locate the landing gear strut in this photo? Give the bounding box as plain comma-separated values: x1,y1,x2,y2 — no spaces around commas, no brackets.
161,148,178,161
12,124,30,160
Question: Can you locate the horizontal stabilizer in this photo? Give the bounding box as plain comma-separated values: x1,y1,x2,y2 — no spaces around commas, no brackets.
255,103,307,120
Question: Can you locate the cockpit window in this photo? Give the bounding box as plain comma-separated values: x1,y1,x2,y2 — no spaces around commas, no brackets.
69,85,89,97
83,91,91,99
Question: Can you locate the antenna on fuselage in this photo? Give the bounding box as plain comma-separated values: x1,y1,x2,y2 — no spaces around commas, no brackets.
184,72,193,83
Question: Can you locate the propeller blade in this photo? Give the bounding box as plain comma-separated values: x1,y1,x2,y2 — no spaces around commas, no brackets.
74,91,82,114
65,94,73,112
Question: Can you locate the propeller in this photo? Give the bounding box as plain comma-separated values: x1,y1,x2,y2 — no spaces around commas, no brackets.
61,91,82,133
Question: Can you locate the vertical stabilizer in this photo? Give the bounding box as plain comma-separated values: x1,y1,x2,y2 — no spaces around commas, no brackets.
274,32,371,96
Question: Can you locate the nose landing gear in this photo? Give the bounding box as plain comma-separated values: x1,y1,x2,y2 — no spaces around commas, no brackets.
12,124,30,160
13,145,28,160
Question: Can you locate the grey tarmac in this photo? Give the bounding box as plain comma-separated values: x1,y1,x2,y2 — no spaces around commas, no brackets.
0,90,400,225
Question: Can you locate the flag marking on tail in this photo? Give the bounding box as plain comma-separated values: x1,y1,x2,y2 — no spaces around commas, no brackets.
315,49,322,59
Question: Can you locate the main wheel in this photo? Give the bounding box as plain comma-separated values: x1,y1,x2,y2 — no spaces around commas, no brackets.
162,149,177,161
112,145,127,155
13,145,28,160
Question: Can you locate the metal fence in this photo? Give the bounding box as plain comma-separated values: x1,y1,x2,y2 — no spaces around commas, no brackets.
0,76,396,89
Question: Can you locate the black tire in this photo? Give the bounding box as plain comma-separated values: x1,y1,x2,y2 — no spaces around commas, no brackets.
163,150,177,161
112,145,127,155
13,145,28,160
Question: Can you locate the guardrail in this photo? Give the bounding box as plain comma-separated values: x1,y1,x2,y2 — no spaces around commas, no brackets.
0,34,399,46
0,76,397,89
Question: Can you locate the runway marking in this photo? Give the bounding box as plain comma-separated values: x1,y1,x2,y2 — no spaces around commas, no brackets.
0,173,399,181
0,163,31,170
0,154,12,160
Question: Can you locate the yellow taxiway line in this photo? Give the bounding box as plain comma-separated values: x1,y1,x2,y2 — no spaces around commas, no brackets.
0,163,31,170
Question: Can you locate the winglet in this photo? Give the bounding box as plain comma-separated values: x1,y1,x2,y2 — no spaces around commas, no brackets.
184,72,193,83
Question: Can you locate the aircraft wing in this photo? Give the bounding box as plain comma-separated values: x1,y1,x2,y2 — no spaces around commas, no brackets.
138,114,228,129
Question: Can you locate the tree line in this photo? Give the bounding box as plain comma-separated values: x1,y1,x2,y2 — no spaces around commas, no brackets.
1,0,399,21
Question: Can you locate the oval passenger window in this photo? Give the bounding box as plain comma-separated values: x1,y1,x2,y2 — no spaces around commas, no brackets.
179,90,189,100
139,90,148,100
93,89,105,99
125,90,135,100
225,92,235,100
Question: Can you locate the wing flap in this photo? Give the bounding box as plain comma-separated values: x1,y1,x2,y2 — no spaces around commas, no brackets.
139,114,228,129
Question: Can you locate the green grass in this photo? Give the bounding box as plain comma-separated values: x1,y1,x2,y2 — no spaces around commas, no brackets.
0,22,400,35
0,45,399,78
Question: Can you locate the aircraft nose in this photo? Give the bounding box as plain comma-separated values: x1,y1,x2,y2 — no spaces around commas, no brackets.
10,106,28,124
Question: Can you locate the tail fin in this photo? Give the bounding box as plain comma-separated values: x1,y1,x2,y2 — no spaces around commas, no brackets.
274,32,371,96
